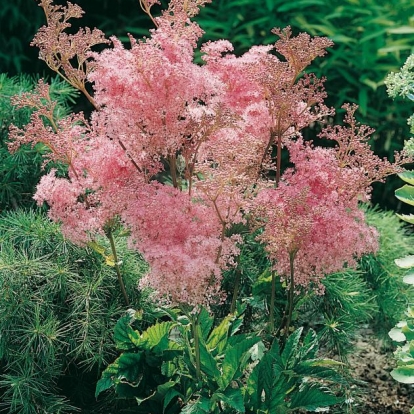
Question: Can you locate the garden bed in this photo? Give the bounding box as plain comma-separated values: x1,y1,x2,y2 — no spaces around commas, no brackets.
348,328,414,413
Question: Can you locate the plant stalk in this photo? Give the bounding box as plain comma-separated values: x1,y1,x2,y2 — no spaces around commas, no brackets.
268,270,276,333
191,313,202,381
284,251,297,339
230,269,242,314
107,229,130,306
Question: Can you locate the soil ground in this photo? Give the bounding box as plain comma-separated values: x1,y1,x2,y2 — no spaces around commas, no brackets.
347,328,414,413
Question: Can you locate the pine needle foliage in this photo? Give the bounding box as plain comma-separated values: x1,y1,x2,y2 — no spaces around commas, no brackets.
360,206,414,335
0,73,78,211
0,209,148,413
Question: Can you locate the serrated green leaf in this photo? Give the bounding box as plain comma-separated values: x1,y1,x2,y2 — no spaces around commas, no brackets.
199,338,221,380
396,185,414,207
294,359,344,383
116,352,144,383
281,328,303,367
141,321,175,352
246,340,286,411
213,388,245,412
219,337,261,389
391,366,414,384
95,376,113,398
289,384,340,410
300,329,318,360
198,307,214,341
114,315,141,350
395,256,414,269
206,314,232,353
163,388,182,413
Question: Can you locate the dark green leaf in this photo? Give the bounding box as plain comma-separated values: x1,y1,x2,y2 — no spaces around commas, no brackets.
289,385,340,410
281,328,303,368
114,314,141,350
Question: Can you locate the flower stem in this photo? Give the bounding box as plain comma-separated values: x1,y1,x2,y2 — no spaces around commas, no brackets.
268,270,276,333
107,228,130,306
284,251,297,339
190,312,201,381
230,268,242,314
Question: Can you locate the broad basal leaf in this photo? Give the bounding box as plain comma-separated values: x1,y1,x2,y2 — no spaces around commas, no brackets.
114,315,141,350
141,321,176,352
281,328,303,368
219,337,261,389
206,314,233,354
289,384,340,411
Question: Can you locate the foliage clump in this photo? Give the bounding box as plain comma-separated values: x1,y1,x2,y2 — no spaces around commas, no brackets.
0,209,148,413
0,73,78,210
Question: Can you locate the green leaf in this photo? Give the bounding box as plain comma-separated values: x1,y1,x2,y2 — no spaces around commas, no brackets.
206,314,232,353
395,256,414,269
252,269,272,296
213,388,245,412
389,326,407,342
251,341,266,361
398,171,414,185
294,359,344,383
289,384,340,410
403,273,414,285
181,399,209,414
115,352,144,383
395,185,414,207
281,328,303,367
388,26,414,34
141,321,176,352
114,315,141,350
219,337,261,389
95,376,113,398
277,0,325,12
300,329,318,360
265,0,275,11
163,388,182,413
396,213,414,225
390,366,414,384
246,340,286,411
199,339,221,380
198,307,214,341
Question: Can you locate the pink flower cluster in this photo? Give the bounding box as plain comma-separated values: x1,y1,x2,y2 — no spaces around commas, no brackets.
9,0,412,305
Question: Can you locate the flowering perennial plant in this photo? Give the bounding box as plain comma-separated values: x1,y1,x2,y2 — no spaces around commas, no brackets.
10,0,412,308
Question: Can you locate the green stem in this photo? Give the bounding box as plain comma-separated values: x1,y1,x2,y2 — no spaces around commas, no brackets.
230,269,242,314
268,270,276,333
275,130,282,186
284,251,296,339
107,229,130,306
191,313,201,381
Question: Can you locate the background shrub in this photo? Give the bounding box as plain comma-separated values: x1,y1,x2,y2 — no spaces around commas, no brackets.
0,209,148,413
0,74,78,211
